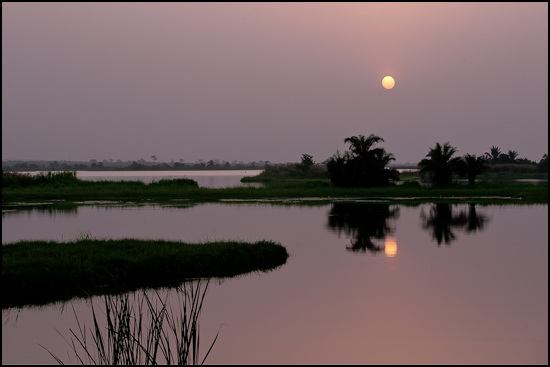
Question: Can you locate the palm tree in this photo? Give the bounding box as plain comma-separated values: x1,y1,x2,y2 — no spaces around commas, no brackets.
418,142,462,186
325,150,351,187
507,150,518,162
484,146,501,163
344,134,384,161
371,148,400,184
457,154,491,185
326,134,398,187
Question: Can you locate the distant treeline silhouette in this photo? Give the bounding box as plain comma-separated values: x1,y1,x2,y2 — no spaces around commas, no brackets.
1,157,417,172
2,159,274,172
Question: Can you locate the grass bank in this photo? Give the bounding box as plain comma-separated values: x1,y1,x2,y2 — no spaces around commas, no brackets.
3,179,547,205
2,238,289,309
3,170,547,205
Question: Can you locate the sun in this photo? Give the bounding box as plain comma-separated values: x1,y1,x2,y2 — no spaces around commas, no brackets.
382,76,395,90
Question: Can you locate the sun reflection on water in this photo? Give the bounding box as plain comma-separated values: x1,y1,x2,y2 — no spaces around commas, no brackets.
384,237,397,257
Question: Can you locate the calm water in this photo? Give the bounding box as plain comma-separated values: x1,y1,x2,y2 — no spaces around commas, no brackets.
2,173,548,365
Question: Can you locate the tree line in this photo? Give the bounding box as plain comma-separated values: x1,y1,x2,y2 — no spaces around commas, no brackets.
1,159,272,172
3,134,547,188
318,134,547,187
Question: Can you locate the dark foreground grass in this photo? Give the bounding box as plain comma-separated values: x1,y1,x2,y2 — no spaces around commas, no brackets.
2,238,289,309
42,281,222,365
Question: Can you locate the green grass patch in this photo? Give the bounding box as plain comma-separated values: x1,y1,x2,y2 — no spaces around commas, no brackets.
2,238,289,309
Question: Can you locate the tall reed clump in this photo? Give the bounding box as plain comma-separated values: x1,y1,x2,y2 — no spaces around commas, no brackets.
41,279,221,365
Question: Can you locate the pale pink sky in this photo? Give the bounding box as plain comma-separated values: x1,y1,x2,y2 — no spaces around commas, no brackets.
2,2,548,164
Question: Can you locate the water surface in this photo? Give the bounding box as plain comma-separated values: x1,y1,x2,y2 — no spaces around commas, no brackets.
2,201,547,365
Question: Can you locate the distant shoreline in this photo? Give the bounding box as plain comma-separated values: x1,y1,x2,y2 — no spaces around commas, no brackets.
2,160,419,172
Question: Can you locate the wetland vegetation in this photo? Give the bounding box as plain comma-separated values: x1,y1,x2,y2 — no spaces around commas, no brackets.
2,165,546,308
3,137,547,205
2,169,547,206
2,238,288,309
41,281,221,365
2,139,547,309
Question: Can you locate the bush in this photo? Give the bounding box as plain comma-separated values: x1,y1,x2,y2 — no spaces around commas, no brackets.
250,163,328,180
149,178,199,187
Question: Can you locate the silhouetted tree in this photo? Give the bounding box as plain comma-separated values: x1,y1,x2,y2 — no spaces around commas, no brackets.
457,154,491,185
498,153,511,163
325,151,350,187
325,134,399,187
418,142,462,186
537,153,548,173
344,134,383,160
507,150,518,163
484,146,501,163
299,153,314,171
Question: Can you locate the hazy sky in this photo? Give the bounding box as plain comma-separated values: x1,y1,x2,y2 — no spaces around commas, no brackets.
2,2,548,164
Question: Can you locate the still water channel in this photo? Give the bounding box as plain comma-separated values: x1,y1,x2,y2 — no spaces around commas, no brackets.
2,172,548,364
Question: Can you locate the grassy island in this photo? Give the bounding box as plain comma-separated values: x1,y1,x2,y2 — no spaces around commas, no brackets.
2,238,289,309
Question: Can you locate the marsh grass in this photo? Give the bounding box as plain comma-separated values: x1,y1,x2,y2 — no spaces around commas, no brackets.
41,279,220,365
1,169,80,188
2,169,547,204
2,170,198,201
3,180,547,206
2,238,289,308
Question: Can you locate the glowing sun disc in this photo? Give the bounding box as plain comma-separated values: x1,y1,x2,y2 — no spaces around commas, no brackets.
382,76,395,90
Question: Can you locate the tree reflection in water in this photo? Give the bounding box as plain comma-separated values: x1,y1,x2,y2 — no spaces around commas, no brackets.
420,203,489,245
326,203,400,253
43,278,220,365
